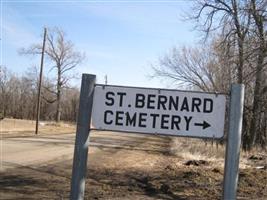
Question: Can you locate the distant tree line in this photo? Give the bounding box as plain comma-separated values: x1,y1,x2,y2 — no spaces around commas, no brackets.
153,0,266,150
0,65,80,122
0,27,83,122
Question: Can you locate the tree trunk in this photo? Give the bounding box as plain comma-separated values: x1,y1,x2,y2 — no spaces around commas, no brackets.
249,0,266,149
237,37,244,84
249,46,265,147
56,67,62,122
232,0,244,84
262,100,267,148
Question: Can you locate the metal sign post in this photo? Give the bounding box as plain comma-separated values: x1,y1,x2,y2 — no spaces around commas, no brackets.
70,74,96,200
223,84,245,200
70,74,244,199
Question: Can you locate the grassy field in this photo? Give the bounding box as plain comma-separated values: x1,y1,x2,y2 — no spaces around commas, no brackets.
1,118,75,136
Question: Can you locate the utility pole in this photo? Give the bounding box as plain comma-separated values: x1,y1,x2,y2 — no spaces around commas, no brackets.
35,27,47,135
104,75,108,85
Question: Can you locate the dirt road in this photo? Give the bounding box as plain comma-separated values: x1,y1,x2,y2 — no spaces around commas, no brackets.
0,119,266,199
2,133,75,169
1,130,175,199
1,131,171,171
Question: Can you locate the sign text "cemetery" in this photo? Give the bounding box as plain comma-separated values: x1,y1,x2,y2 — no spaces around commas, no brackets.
92,85,226,138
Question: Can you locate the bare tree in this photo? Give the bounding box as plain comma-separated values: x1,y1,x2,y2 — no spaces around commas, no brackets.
191,0,251,84
20,27,85,122
248,0,267,147
0,66,80,122
153,45,221,92
0,65,9,118
152,0,267,149
184,0,267,149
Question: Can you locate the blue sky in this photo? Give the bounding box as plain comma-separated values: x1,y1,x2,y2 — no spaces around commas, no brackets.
1,0,198,88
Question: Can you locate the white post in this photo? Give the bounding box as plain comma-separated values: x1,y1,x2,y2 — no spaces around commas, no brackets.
70,74,96,200
223,84,245,200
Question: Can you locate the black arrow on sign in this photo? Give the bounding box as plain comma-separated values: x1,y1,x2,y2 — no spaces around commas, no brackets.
194,121,211,129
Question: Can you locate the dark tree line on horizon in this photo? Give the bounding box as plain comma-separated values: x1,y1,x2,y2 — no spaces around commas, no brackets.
0,65,80,122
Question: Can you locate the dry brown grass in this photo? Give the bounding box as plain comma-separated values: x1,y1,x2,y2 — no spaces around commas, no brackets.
0,118,75,137
170,137,266,169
